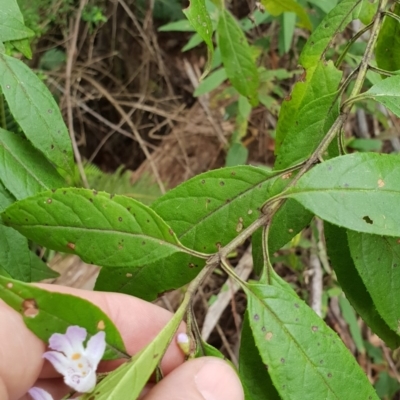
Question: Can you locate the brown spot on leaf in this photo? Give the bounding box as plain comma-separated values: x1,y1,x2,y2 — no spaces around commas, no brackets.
6,283,13,289
282,172,292,180
126,273,132,278
47,199,52,204
265,332,273,341
67,242,76,250
378,179,385,188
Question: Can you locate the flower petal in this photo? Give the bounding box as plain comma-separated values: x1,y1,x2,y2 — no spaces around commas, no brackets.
28,387,54,400
43,351,74,376
49,326,86,356
85,331,106,366
64,368,97,393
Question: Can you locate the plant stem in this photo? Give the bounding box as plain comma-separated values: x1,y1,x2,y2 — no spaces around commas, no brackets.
335,22,374,68
382,10,400,23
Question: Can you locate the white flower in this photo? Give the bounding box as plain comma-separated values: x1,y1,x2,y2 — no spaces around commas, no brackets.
43,326,106,393
28,387,53,400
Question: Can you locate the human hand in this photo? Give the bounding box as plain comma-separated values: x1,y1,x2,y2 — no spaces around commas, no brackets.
0,284,244,400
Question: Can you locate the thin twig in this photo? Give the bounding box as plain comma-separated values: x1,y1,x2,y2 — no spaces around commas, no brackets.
65,0,89,187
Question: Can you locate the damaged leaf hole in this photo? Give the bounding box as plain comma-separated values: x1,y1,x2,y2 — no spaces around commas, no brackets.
363,216,373,224
22,299,39,318
253,314,260,321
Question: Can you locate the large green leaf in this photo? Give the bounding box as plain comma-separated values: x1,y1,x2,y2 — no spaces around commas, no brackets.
375,4,400,72
80,297,186,399
239,311,280,400
0,276,127,359
347,231,400,336
324,223,400,349
287,153,400,237
260,0,312,30
183,0,214,78
0,0,34,43
217,10,259,106
246,282,377,399
274,0,363,166
0,128,65,200
96,166,281,299
0,54,74,173
1,188,195,268
362,75,400,117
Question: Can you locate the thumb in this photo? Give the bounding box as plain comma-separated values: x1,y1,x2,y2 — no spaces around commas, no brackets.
143,357,244,400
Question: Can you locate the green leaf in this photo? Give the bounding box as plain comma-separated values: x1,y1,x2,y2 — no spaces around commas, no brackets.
0,0,34,43
94,251,204,301
274,61,341,169
80,298,186,399
252,200,313,275
1,188,195,268
30,251,59,281
239,311,280,400
0,276,126,359
299,0,362,68
158,19,196,32
246,282,378,399
347,231,400,336
0,128,66,200
0,53,74,173
260,0,312,30
362,75,400,117
0,180,14,212
226,143,248,167
325,223,400,349
375,4,400,72
10,37,32,59
274,0,363,164
194,68,227,97
183,0,214,78
217,10,259,106
287,153,400,237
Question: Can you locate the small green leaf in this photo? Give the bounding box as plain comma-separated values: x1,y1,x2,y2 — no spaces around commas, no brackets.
183,0,214,78
362,75,400,117
347,231,400,336
0,276,126,359
1,188,194,269
260,0,312,30
217,10,259,106
194,68,227,97
239,311,280,400
10,37,32,59
274,61,341,169
324,222,400,349
226,143,248,167
288,153,400,237
0,0,34,43
246,282,377,399
80,298,186,399
0,53,74,173
252,201,313,275
158,20,196,32
375,4,400,72
0,128,66,200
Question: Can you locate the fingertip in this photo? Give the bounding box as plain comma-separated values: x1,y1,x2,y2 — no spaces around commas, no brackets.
143,357,244,400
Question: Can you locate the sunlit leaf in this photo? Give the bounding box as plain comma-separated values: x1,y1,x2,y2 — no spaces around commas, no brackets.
288,153,400,236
